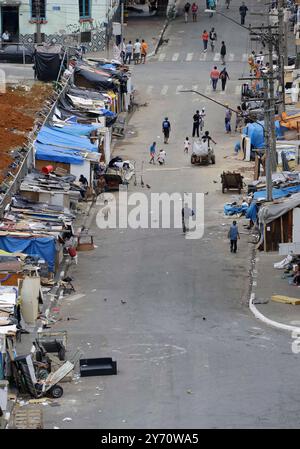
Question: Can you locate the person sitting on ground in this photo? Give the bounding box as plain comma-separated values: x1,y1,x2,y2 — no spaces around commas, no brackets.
157,149,167,165
293,264,300,286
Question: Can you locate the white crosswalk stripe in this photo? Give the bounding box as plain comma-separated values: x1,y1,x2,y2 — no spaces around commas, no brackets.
192,85,199,93
172,53,179,61
146,85,154,95
199,52,207,61
186,52,193,61
235,85,241,96
158,53,166,61
176,85,183,94
161,85,169,96
213,53,220,61
242,53,248,62
229,53,234,62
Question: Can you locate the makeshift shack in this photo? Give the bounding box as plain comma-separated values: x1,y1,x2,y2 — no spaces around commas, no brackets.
34,44,63,82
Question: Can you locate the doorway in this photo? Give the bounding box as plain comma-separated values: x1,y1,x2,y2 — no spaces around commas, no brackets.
1,6,19,42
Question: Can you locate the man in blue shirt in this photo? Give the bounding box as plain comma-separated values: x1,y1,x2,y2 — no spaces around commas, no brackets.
228,220,240,253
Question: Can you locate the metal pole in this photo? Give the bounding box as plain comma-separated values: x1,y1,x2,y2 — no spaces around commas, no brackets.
120,0,124,48
263,75,273,202
277,4,286,112
36,0,42,44
267,26,277,172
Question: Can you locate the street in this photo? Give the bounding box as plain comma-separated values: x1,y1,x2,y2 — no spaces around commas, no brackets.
43,1,300,429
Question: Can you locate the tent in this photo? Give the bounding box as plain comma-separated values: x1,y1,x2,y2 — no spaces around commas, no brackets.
34,142,84,165
36,126,98,152
242,121,284,149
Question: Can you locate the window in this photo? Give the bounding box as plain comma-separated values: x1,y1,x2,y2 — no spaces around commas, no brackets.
79,0,91,18
31,0,46,19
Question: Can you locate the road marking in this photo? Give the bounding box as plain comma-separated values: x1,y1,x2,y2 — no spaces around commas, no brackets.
199,52,207,61
213,53,220,61
229,53,234,61
242,53,248,62
146,167,192,171
176,85,183,94
192,85,198,93
205,85,212,94
186,52,193,61
172,53,179,61
146,85,154,95
161,85,169,96
65,293,86,302
158,53,166,61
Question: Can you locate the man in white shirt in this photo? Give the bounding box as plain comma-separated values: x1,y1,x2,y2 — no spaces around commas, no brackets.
133,39,141,65
2,31,10,42
157,149,166,165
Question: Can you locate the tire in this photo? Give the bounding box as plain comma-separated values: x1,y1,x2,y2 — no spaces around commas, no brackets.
48,385,63,399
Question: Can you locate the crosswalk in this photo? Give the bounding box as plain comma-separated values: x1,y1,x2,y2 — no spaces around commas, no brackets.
152,52,250,63
143,84,242,97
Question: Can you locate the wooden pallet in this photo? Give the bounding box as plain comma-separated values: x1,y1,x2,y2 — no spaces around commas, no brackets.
272,295,300,305
11,406,43,429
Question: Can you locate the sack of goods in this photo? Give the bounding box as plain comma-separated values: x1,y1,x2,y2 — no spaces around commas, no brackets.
192,139,208,156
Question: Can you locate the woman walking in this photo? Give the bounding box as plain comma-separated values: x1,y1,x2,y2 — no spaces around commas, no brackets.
219,67,230,91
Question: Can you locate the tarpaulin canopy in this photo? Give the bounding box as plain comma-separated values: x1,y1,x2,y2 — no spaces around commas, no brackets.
242,121,283,149
74,66,118,92
258,192,300,225
49,123,100,137
36,126,98,152
253,184,300,200
34,142,84,165
0,235,56,271
34,51,62,82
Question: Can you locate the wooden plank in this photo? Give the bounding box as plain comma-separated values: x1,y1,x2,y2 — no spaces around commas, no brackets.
272,295,300,305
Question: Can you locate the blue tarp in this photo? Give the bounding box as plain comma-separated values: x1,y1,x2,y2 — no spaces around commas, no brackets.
50,123,100,136
253,184,300,200
35,142,84,165
245,201,258,221
36,126,98,152
0,236,56,271
224,203,248,216
242,121,283,149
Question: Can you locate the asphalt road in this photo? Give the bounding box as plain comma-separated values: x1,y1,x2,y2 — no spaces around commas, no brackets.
43,1,300,429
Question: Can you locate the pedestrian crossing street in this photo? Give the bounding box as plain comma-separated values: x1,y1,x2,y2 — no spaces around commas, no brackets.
154,51,249,63
139,83,242,98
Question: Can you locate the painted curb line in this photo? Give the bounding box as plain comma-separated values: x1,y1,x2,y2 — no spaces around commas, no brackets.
249,292,300,332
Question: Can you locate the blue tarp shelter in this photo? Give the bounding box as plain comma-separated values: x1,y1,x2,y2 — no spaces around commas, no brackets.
34,142,84,165
242,121,283,149
0,236,56,271
253,184,300,200
50,123,100,136
36,126,98,152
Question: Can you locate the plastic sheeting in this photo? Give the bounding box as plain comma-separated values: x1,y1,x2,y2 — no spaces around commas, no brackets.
258,192,300,225
50,123,100,136
34,142,84,165
0,236,56,271
34,52,61,82
37,126,98,152
224,203,248,216
245,201,258,222
74,66,118,92
253,184,300,200
242,121,283,149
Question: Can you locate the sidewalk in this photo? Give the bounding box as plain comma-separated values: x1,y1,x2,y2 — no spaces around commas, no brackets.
85,15,167,60
251,251,300,329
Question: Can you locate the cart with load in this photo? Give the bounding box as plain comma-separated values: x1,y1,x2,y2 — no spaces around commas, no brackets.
191,139,215,165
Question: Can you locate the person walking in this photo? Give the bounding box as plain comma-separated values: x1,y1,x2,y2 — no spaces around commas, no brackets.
141,39,148,64
182,203,195,233
120,38,126,63
235,105,244,132
192,110,201,137
133,38,141,64
220,41,226,65
208,0,216,17
225,0,231,9
219,67,229,91
202,30,209,52
239,2,248,25
228,220,240,253
184,137,191,153
184,2,191,23
209,27,217,52
124,40,133,64
199,107,206,131
162,117,171,144
210,65,220,91
149,142,156,164
225,104,232,133
191,2,198,22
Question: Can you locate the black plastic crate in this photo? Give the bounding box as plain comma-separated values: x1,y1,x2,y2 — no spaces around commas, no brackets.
79,358,117,377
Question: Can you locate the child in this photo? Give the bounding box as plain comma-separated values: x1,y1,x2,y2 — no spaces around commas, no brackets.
149,141,156,164
184,137,191,153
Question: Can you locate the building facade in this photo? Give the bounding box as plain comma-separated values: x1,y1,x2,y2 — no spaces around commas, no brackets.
0,0,120,51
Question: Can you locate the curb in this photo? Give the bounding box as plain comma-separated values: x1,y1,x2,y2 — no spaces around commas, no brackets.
249,292,300,332
148,19,169,58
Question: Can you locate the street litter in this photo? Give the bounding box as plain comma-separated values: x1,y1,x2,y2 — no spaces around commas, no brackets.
62,417,72,422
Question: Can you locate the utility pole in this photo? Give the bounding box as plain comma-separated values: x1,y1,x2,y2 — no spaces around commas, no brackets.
120,0,125,49
36,0,42,44
267,26,277,172
263,75,273,202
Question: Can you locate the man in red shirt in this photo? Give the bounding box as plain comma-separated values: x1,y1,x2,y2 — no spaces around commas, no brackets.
202,30,209,52
191,3,198,22
210,66,220,91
